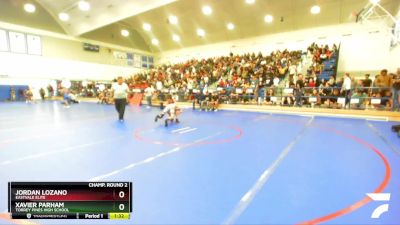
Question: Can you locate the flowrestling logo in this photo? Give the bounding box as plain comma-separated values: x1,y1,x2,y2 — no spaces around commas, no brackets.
367,193,391,219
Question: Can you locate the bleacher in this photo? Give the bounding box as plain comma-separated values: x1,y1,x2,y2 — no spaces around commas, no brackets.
319,54,338,81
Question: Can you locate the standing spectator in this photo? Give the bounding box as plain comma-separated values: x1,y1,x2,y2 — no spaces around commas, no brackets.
10,87,16,101
294,83,303,107
47,85,54,98
25,87,33,103
363,74,372,88
18,89,24,101
257,83,265,105
112,76,129,122
341,73,352,109
392,68,400,111
187,78,194,94
296,74,305,89
144,85,155,108
362,74,372,94
39,88,45,101
289,63,297,80
375,69,392,88
273,76,280,87
156,79,163,91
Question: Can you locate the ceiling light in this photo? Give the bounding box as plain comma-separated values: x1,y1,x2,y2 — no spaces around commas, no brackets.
369,0,380,4
202,5,212,15
121,29,129,37
58,12,70,21
24,3,36,13
264,15,273,23
197,28,205,37
78,1,90,11
143,23,151,31
168,15,178,24
151,38,159,46
172,34,180,42
227,23,235,30
245,0,255,4
310,5,321,14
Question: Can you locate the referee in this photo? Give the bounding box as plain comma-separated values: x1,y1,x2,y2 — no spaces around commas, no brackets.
112,76,129,122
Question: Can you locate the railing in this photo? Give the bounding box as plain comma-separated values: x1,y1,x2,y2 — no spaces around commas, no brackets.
142,86,399,112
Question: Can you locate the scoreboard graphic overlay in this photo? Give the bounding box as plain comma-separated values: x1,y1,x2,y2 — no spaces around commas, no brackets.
8,182,132,220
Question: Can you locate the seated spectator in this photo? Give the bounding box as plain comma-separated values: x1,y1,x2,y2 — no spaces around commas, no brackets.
318,79,326,88
328,75,336,86
351,90,367,109
98,92,106,104
335,77,344,88
314,63,323,75
282,92,294,106
200,91,211,111
319,86,327,105
370,92,383,109
325,88,341,109
308,78,316,88
353,79,364,91
219,89,229,104
265,88,275,105
99,43,340,110
381,90,392,109
331,44,338,56
230,90,239,104
320,48,328,60
207,92,220,111
393,70,400,111
310,89,321,107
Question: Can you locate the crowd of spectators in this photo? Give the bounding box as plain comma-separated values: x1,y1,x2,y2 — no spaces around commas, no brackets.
36,43,399,111
103,43,398,111
296,69,399,110
126,47,305,92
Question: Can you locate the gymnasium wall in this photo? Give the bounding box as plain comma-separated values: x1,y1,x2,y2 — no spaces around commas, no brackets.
0,52,143,82
0,21,152,85
156,22,400,76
